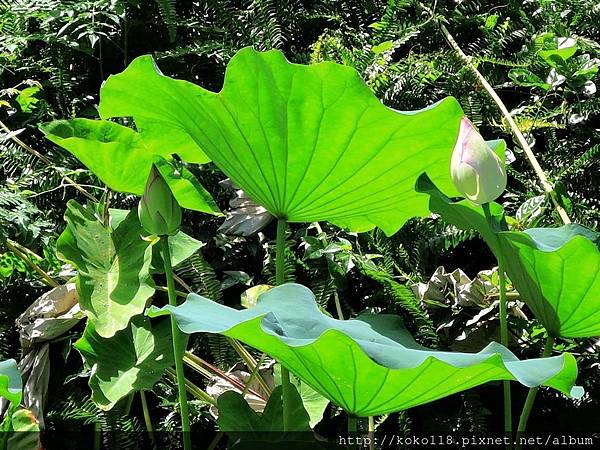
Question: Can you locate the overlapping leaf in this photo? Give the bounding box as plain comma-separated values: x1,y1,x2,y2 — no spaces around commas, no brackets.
417,174,600,338
99,48,465,235
40,119,220,214
75,316,174,410
149,284,581,417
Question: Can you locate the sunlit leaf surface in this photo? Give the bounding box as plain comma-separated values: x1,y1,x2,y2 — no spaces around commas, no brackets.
99,48,465,235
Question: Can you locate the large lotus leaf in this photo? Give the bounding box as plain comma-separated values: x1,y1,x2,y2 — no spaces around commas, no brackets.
57,201,155,338
149,284,580,417
498,226,600,338
74,316,174,410
417,174,600,338
40,119,220,214
0,359,22,405
99,48,465,235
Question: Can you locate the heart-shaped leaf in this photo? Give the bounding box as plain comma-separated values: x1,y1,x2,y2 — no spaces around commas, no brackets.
40,119,220,214
99,48,465,235
107,208,203,272
218,385,310,433
0,359,22,405
273,364,328,428
57,201,155,338
75,316,175,410
149,284,581,417
417,174,600,338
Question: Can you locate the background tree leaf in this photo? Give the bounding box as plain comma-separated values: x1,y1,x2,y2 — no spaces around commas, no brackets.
57,201,155,338
6,408,40,450
74,316,174,410
149,284,581,417
99,48,465,235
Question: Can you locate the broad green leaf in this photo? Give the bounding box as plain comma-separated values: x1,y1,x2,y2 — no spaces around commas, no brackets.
508,68,551,90
16,86,41,113
57,201,155,338
153,157,221,215
273,364,328,428
149,284,580,417
75,316,174,410
40,119,220,215
416,173,506,256
107,207,203,272
498,225,600,338
0,359,22,405
99,48,465,235
417,174,600,338
536,33,578,67
150,232,203,273
218,385,310,433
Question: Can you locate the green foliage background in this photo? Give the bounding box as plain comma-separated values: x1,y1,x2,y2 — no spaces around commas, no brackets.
1,0,599,447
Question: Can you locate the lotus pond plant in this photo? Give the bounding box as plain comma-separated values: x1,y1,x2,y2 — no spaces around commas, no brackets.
35,48,598,449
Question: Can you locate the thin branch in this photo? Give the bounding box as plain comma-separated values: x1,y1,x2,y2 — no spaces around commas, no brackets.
0,120,99,202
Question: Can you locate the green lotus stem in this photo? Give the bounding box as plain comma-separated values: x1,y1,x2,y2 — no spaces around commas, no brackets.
94,422,101,450
226,337,272,395
498,260,513,444
166,367,217,406
140,390,157,449
276,218,293,431
162,238,192,450
482,203,512,442
368,416,375,450
515,336,555,450
348,415,357,433
348,414,358,450
242,353,267,397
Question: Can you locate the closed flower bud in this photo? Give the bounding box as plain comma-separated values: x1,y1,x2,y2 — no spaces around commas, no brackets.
450,117,507,205
138,164,182,236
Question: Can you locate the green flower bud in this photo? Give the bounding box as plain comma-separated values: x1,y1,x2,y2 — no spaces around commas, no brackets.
138,164,182,236
450,117,507,205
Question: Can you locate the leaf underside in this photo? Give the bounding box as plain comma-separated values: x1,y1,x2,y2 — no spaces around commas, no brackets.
149,284,580,417
99,48,465,235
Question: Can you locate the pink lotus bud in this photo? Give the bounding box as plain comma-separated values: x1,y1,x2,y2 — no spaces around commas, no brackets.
450,117,507,205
